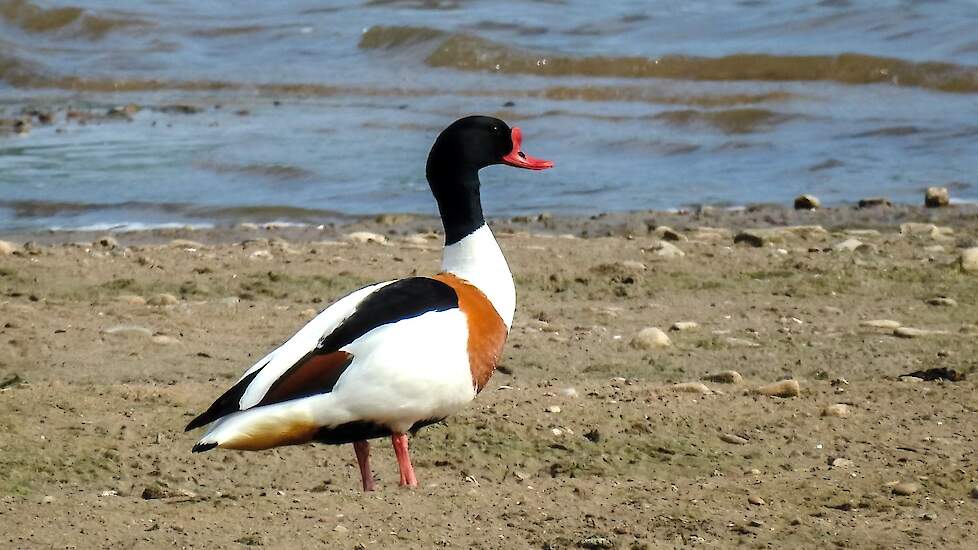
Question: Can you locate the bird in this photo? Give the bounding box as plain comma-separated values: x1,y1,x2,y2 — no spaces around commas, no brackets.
185,115,553,491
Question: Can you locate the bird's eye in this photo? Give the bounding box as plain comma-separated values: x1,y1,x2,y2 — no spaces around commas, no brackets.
491,125,499,133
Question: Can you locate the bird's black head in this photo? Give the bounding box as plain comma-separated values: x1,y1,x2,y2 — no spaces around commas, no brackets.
426,115,552,245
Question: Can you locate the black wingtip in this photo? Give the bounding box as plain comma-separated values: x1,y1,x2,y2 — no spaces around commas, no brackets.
192,442,218,453
185,414,209,432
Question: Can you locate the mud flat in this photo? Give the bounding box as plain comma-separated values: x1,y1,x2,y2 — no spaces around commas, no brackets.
2,210,977,548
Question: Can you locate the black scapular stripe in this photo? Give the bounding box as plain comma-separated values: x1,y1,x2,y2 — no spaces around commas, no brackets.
316,277,458,352
184,277,458,432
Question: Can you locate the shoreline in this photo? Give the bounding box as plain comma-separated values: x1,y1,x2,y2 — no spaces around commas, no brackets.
2,202,976,247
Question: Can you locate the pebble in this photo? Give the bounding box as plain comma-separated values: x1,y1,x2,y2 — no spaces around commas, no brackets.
344,231,387,244
833,238,873,253
822,404,851,418
42,495,55,504
653,226,687,241
559,387,579,398
545,406,562,413
926,296,957,307
579,536,614,549
249,249,274,260
924,186,949,208
102,325,153,338
147,293,178,306
794,194,821,210
858,197,891,208
333,525,348,534
703,370,744,384
733,231,766,247
894,327,948,338
221,296,241,306
720,433,749,445
752,379,801,398
960,248,978,273
141,485,168,499
670,321,699,331
151,335,179,345
95,236,119,249
630,327,671,350
970,486,978,499
725,337,760,348
118,294,146,305
860,319,901,329
170,239,205,249
671,382,713,395
620,260,647,271
0,240,15,255
830,457,854,469
300,308,318,318
646,240,685,259
892,482,919,496
748,495,766,506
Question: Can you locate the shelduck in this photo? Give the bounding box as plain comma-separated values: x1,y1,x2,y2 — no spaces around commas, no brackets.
186,116,553,490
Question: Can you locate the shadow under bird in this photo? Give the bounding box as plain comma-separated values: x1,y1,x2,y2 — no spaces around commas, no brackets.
185,115,553,490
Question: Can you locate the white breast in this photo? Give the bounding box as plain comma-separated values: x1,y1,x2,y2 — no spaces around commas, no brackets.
440,223,516,328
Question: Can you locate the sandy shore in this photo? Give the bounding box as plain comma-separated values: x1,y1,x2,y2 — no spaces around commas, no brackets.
2,207,977,549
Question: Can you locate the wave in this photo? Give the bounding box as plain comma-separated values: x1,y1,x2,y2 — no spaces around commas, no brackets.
653,108,800,134
361,25,978,93
0,199,355,225
0,0,147,40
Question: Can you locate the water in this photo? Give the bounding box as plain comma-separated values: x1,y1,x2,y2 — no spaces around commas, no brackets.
1,0,977,231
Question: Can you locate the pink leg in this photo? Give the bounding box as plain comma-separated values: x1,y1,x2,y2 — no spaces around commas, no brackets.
391,433,418,487
352,440,375,492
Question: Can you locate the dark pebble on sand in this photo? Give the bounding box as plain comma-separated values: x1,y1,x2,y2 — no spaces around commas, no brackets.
858,197,892,208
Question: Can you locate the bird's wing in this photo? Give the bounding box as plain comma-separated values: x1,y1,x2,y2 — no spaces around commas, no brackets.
185,277,459,431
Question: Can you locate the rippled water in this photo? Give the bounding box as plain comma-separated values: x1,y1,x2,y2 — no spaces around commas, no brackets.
1,0,977,230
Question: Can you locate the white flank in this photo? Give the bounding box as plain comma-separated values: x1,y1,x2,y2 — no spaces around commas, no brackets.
441,223,516,328
199,308,474,445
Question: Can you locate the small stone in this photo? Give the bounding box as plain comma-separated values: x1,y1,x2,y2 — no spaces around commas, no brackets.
579,536,614,549
559,387,579,398
892,482,919,496
0,240,16,255
749,519,765,528
646,240,685,259
141,485,169,499
747,495,765,506
969,486,978,499
102,325,153,338
724,337,760,348
670,321,699,332
752,379,800,398
147,293,178,306
734,231,766,247
95,236,119,249
704,370,743,384
960,248,978,273
221,296,241,306
926,296,957,307
551,428,563,436
720,433,749,445
333,525,348,533
924,186,949,208
830,457,854,469
794,194,821,210
822,404,851,418
151,335,179,345
860,319,901,329
344,232,387,244
119,294,146,305
620,260,647,271
653,226,687,241
249,250,274,260
99,489,119,497
630,327,671,350
300,308,317,318
858,197,891,208
170,239,205,249
672,382,713,395
42,495,55,504
894,327,947,338
746,468,761,475
545,405,562,413
833,238,873,253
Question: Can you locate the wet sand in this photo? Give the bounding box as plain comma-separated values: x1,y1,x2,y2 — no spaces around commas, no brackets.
2,208,978,549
